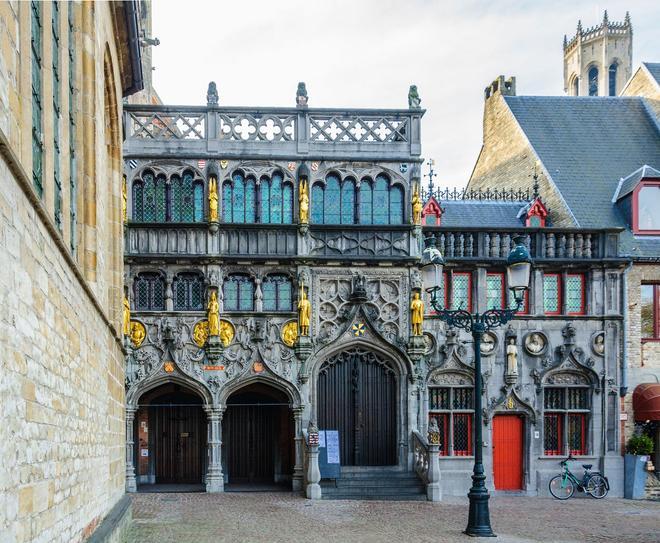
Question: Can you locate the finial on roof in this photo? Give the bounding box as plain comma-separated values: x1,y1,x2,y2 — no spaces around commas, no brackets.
296,82,308,108
563,34,568,47
425,159,436,197
207,81,219,106
603,10,609,24
532,170,540,200
625,11,631,25
577,19,583,33
408,85,421,109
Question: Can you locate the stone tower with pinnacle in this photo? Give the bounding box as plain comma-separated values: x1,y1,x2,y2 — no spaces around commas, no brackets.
563,11,632,96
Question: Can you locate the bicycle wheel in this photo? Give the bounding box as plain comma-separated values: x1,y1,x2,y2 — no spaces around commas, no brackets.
586,475,608,499
549,475,574,499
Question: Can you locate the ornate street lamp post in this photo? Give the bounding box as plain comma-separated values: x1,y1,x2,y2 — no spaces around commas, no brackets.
421,235,532,537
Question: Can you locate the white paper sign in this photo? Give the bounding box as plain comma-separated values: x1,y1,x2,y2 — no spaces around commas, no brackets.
140,449,149,457
326,430,340,464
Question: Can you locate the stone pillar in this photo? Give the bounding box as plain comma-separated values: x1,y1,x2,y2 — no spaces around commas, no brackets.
426,442,441,501
292,407,304,491
306,424,321,499
204,405,224,493
165,272,174,311
125,406,137,492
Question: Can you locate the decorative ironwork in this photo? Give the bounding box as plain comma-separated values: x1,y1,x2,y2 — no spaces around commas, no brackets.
422,185,532,203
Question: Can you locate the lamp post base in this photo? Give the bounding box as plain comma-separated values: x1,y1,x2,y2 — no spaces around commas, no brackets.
464,489,496,537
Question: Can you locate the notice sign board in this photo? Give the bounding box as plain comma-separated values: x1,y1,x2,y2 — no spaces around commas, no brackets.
318,430,341,479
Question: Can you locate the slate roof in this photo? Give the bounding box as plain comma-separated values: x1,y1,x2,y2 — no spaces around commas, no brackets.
438,200,525,228
614,164,660,201
643,62,660,87
504,95,660,258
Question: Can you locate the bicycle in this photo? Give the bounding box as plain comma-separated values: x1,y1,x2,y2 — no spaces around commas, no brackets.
548,455,609,500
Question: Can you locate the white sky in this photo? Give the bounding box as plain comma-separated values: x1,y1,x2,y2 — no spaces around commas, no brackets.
151,0,660,187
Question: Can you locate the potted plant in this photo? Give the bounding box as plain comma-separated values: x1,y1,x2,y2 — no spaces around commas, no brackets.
624,434,654,499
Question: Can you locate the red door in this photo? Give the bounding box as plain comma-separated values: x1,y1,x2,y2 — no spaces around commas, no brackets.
493,415,523,490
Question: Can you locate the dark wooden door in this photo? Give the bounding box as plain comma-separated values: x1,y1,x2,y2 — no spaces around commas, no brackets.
493,415,524,490
155,405,205,484
225,405,278,483
318,348,397,466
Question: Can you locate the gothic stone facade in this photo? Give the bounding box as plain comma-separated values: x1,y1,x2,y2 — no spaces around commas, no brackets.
122,96,625,498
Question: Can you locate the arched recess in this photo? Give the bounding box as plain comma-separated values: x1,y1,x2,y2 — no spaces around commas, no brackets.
127,371,213,408
217,373,302,409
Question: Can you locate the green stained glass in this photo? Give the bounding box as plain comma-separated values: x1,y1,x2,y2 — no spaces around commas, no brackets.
233,174,245,222
389,185,403,224
193,182,203,222
325,175,340,223
373,175,389,225
341,179,355,224
282,184,293,223
486,274,504,309
262,275,292,311
170,175,194,222
222,181,232,222
543,275,560,314
278,280,292,310
260,178,270,223
566,275,584,314
263,281,277,311
225,276,254,311
311,184,323,223
139,173,166,222
239,280,254,311
451,273,470,310
359,180,372,224
245,178,256,223
271,173,282,223
224,280,238,310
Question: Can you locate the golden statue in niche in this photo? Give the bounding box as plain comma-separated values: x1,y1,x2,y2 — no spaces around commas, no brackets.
122,175,128,224
298,282,311,336
122,296,131,336
281,321,299,347
299,179,309,224
130,321,146,348
410,291,424,336
209,177,219,222
208,291,220,336
193,320,209,347
219,320,235,347
412,186,423,225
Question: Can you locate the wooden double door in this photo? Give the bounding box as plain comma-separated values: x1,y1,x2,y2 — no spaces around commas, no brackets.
492,414,524,490
317,348,397,466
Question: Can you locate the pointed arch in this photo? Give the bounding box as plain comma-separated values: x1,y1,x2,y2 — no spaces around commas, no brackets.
127,372,214,407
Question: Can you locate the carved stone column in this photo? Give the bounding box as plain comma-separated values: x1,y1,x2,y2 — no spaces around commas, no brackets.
426,443,442,501
306,423,321,499
125,406,137,492
165,272,174,311
204,405,224,493
292,407,304,491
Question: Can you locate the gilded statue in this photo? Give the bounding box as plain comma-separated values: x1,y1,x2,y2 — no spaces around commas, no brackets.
506,337,518,376
209,177,219,222
193,320,209,347
299,180,309,224
281,321,299,347
208,291,220,336
412,186,423,225
122,176,128,223
298,282,311,336
122,296,131,336
410,291,424,336
130,321,146,348
219,320,234,347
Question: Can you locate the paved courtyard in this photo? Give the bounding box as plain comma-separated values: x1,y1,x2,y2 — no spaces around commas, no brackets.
128,492,660,543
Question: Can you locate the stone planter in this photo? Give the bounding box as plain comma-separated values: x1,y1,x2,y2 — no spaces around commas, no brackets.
624,453,649,499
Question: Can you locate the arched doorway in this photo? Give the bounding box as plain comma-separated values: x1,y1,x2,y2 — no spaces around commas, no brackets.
224,383,294,489
317,347,397,466
135,383,206,488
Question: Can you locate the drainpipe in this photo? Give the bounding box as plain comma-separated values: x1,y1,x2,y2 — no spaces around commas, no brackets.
620,261,633,397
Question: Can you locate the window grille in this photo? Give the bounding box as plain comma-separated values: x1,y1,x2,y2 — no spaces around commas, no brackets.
486,273,504,310
52,1,62,229
428,385,474,456
543,386,590,455
68,3,76,252
172,273,204,310
31,0,44,196
451,273,471,311
543,274,560,314
566,274,585,314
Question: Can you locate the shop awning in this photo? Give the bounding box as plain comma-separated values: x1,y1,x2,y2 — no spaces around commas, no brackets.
633,383,660,421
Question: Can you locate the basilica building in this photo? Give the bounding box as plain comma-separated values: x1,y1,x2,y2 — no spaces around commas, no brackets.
121,83,627,499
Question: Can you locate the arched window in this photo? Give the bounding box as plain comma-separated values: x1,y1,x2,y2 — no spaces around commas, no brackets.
262,275,293,311
172,272,204,310
543,373,591,456
260,172,293,224
588,66,598,96
370,174,403,225
223,275,254,311
134,272,165,311
223,172,256,223
572,76,579,96
311,183,324,223
341,178,356,224
133,172,166,222
359,180,373,224
171,171,204,222
608,63,617,96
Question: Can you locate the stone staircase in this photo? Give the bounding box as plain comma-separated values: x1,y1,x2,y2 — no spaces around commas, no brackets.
320,466,427,501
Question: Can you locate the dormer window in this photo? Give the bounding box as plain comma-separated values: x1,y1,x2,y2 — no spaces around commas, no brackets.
633,181,660,235
421,196,443,226
524,197,548,227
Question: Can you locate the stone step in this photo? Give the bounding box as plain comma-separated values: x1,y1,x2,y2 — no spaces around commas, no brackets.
322,479,424,489
321,493,428,501
322,484,425,495
320,468,426,500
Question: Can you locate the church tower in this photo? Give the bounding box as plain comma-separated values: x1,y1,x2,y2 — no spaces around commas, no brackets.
563,11,632,96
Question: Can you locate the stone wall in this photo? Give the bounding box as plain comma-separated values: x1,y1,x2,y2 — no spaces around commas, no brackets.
620,66,660,119
0,1,133,541
623,263,660,442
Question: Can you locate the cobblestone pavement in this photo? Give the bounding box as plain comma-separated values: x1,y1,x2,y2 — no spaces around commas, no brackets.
128,492,660,543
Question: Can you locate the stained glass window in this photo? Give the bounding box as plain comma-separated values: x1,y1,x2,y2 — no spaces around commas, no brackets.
566,274,585,315
193,182,204,222
262,275,293,311
311,184,324,223
134,273,165,311
543,274,560,314
428,386,473,456
282,183,293,223
270,173,282,223
544,386,590,456
173,273,204,310
373,175,389,225
588,66,598,96
223,181,232,222
608,63,617,96
134,173,166,222
245,178,256,223
259,173,292,224
31,0,43,196
359,181,373,224
224,275,254,311
260,177,270,223
389,185,403,224
171,173,194,222
325,175,341,223
451,273,471,311
223,173,257,223
341,179,355,224
486,273,504,309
